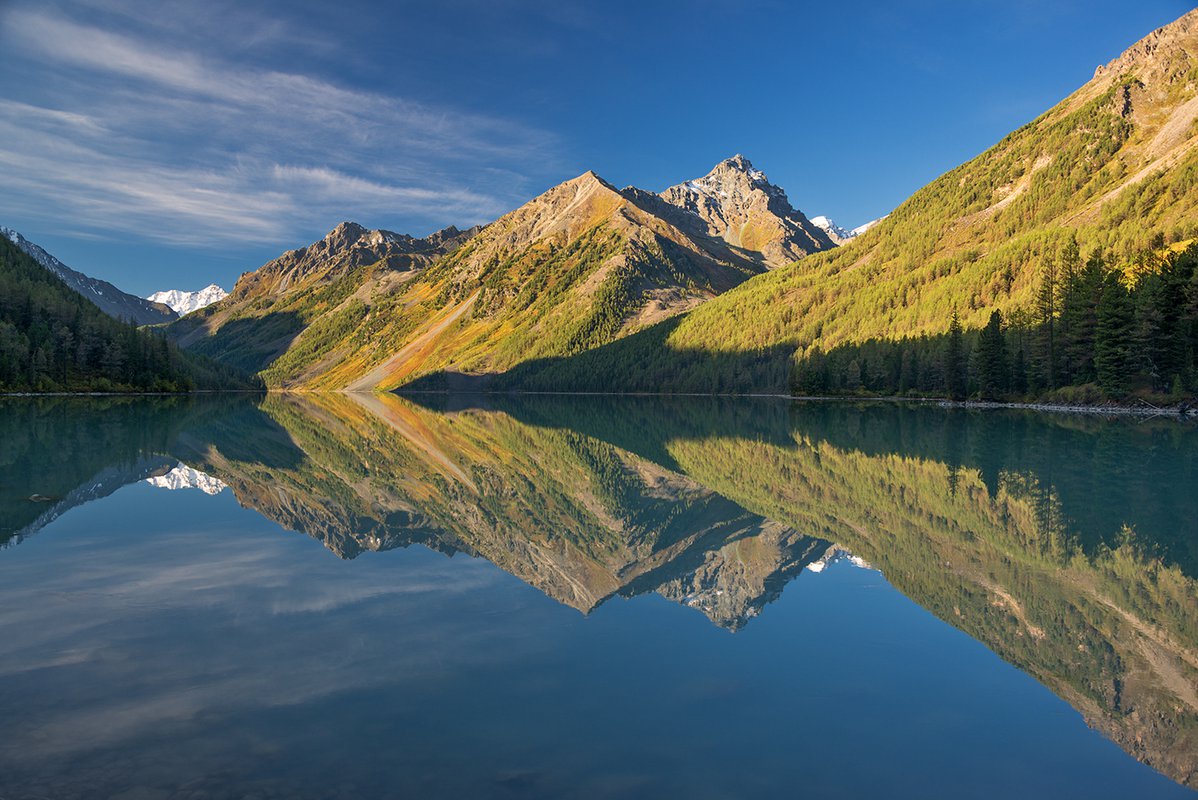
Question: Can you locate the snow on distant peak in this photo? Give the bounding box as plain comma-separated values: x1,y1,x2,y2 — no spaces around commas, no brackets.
810,214,888,245
805,547,879,575
851,215,888,237
146,284,228,315
144,464,227,495
809,215,854,243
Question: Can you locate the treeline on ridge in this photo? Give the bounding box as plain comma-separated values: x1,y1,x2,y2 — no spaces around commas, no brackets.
0,238,256,392
794,238,1198,404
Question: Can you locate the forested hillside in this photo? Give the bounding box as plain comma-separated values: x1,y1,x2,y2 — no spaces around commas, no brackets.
0,238,254,392
170,158,832,390
484,10,1198,401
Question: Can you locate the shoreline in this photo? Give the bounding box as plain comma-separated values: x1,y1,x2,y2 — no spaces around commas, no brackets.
2,388,1193,419
391,388,1197,419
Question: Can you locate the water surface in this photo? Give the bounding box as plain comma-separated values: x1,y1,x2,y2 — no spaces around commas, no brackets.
0,394,1195,798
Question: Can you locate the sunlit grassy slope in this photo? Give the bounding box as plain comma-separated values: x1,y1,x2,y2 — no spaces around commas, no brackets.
496,11,1198,393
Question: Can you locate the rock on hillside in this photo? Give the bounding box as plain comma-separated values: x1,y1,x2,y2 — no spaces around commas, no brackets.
657,155,834,267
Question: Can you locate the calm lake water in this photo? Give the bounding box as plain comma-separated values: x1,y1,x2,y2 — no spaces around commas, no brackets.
1,394,1195,799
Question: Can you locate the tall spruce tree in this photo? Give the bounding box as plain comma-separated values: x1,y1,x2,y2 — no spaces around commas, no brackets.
1056,237,1080,384
1095,272,1134,397
1061,250,1105,386
944,310,967,400
976,309,1008,400
1035,254,1058,389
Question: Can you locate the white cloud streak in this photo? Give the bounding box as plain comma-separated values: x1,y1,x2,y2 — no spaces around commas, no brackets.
0,2,561,247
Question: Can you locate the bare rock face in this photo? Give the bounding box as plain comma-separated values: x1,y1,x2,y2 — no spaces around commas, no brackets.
657,155,835,268
1093,8,1198,82
228,221,478,301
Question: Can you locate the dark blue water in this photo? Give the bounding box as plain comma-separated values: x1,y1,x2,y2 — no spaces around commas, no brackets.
0,394,1194,798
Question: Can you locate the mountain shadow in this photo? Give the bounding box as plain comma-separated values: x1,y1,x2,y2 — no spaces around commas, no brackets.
0,395,263,545
169,311,306,375
397,316,800,395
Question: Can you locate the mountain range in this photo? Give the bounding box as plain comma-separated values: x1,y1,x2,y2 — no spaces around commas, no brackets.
166,156,835,390
142,9,1198,399
2,227,177,325
146,285,228,316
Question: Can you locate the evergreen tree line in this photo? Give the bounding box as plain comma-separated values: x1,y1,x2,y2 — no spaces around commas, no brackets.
793,240,1198,403
0,238,255,392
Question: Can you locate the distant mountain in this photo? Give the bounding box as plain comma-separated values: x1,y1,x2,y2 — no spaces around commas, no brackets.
0,236,253,391
653,155,833,266
1,227,177,325
809,214,888,245
808,215,854,245
147,284,228,316
172,157,833,390
500,8,1198,395
144,463,227,495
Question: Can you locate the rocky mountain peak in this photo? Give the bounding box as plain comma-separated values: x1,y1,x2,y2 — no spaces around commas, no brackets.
226,221,479,302
323,220,369,248
657,155,834,267
1093,8,1198,81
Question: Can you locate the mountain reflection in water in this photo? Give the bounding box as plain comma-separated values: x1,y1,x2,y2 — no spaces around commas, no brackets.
1,393,1195,791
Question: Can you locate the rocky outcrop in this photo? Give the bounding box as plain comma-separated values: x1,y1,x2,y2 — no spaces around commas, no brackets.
225,221,479,302
656,154,834,267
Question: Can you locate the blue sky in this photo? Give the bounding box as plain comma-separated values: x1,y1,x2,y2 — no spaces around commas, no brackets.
1,0,1194,296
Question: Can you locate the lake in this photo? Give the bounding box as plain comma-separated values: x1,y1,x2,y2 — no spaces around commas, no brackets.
1,393,1195,799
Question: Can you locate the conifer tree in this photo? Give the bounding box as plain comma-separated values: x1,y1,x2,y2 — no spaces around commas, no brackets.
1096,272,1134,397
976,310,1008,400
1035,254,1058,389
944,311,967,400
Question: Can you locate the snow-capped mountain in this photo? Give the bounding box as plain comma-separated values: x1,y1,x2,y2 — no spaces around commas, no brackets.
809,215,855,244
144,464,228,495
809,214,889,245
1,226,178,325
147,284,228,316
804,547,877,574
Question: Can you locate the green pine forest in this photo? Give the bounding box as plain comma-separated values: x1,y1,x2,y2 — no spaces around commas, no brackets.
0,238,255,392
793,239,1198,404
482,70,1198,406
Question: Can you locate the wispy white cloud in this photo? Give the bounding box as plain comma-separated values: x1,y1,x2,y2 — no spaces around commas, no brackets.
0,2,562,247
0,526,529,762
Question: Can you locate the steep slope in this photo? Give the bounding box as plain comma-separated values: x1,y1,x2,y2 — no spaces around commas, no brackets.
333,170,772,391
173,157,831,390
167,221,477,376
0,238,252,391
1,227,177,325
147,284,228,316
503,8,1198,394
653,154,834,265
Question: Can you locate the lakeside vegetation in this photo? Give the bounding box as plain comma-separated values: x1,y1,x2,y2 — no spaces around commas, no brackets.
793,240,1198,404
468,66,1198,401
0,238,254,392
